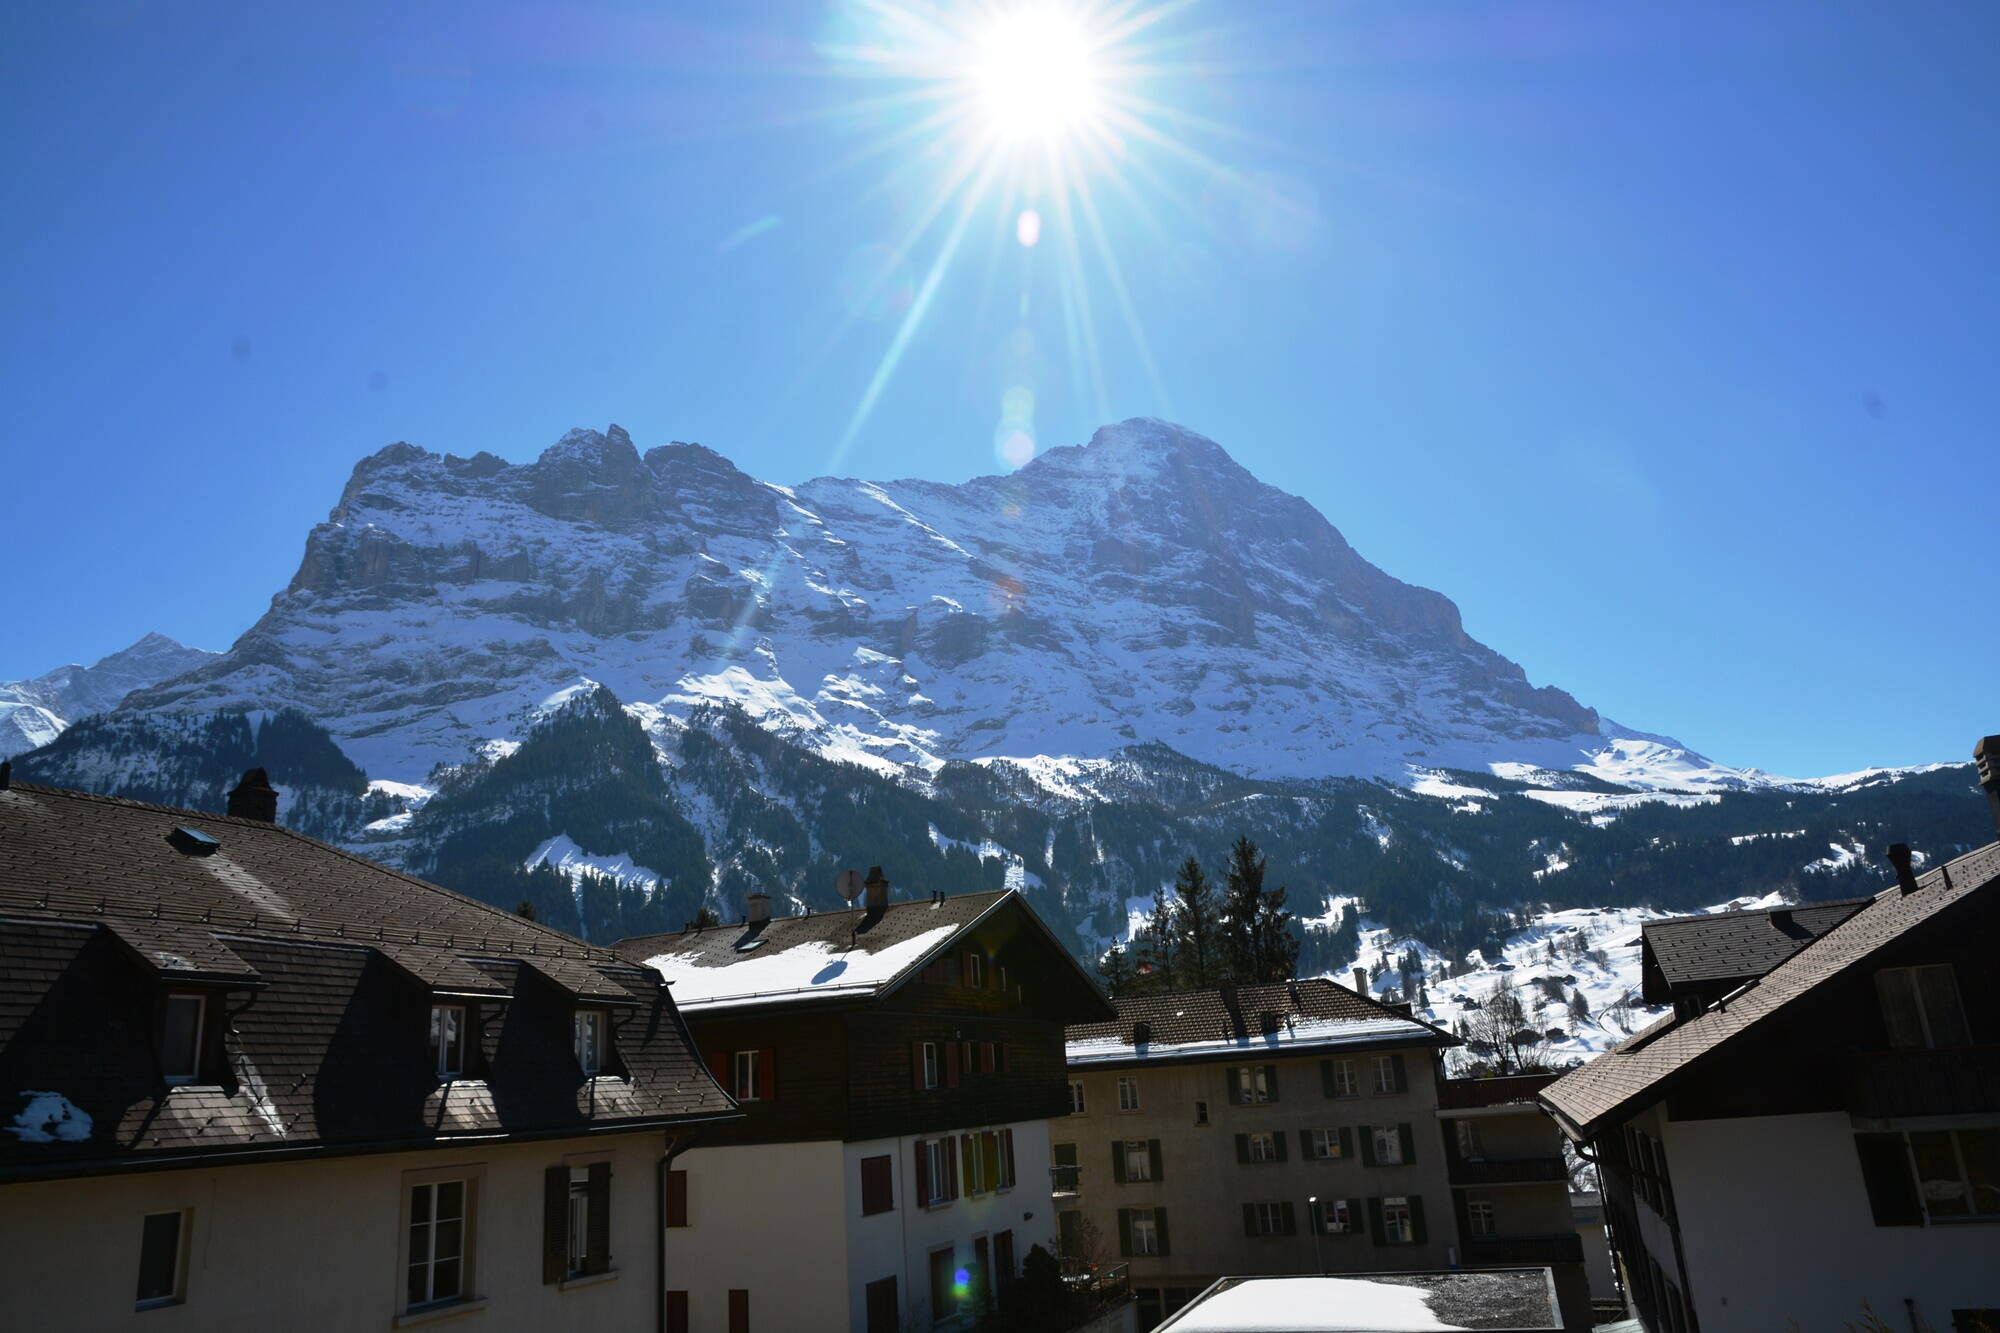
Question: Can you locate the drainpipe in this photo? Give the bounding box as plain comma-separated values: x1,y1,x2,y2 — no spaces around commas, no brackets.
658,1127,707,1333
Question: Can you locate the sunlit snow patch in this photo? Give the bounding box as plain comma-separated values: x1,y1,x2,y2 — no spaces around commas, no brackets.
9,1091,91,1143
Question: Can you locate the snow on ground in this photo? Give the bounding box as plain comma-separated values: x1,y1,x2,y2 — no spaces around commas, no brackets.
641,923,958,1010
1407,770,1492,810
972,754,1124,804
525,834,669,900
8,1090,92,1143
1518,788,1721,817
1803,840,1866,874
926,824,1044,891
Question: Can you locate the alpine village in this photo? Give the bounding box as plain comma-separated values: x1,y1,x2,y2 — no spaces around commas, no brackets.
3,733,1998,1332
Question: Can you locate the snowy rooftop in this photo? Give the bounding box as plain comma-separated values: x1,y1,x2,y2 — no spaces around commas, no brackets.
1157,1272,1559,1333
1066,978,1454,1067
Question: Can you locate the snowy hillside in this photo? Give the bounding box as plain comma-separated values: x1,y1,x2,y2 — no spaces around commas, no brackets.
0,633,219,758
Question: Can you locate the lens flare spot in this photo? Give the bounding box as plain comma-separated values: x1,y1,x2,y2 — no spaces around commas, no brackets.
1015,208,1041,248
996,429,1036,469
1000,385,1034,423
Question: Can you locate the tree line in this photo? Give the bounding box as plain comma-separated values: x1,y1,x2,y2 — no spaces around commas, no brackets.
1097,836,1302,996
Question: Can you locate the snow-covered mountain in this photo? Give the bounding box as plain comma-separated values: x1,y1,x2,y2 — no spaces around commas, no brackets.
0,632,218,758
121,418,1722,790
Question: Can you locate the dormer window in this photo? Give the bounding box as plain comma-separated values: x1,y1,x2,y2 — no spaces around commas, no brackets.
429,1004,466,1080
160,993,205,1085
573,1009,606,1075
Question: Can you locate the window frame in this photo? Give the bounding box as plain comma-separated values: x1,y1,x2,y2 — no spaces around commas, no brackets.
1370,1124,1404,1165
1250,1202,1286,1236
1310,1128,1344,1160
1117,1076,1141,1112
1122,1139,1153,1182
429,1003,466,1081
404,1174,476,1313
566,1166,592,1279
1908,1127,2000,1223
1236,1065,1271,1104
1876,965,1972,1050
1194,1099,1210,1127
1247,1131,1277,1163
573,1009,606,1076
733,1049,761,1102
1466,1191,1496,1237
923,1041,943,1091
1331,1058,1359,1098
135,1208,190,1310
1381,1195,1413,1244
1129,1210,1160,1256
966,954,983,987
1067,1079,1086,1114
1318,1198,1354,1234
1372,1053,1398,1095
1456,1120,1485,1161
159,992,206,1086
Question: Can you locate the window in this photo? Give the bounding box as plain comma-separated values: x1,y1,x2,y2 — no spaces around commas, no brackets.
924,1042,943,1091
1118,1076,1141,1111
408,1180,467,1310
1068,1079,1085,1114
929,1246,959,1323
1372,1054,1398,1094
1466,1191,1496,1237
1194,1100,1210,1126
1246,1202,1293,1236
964,1135,989,1195
667,1291,690,1333
920,1137,955,1205
1877,966,1972,1050
1314,1198,1354,1234
1909,1128,2000,1221
544,1162,609,1283
136,1209,188,1309
966,954,983,987
1122,1139,1154,1182
666,1170,688,1227
1330,1058,1359,1098
1130,1210,1159,1255
866,1276,899,1333
861,1154,895,1215
1247,1131,1277,1163
573,1010,605,1075
1310,1128,1347,1160
1232,1065,1271,1103
729,1288,749,1333
1381,1195,1413,1243
567,1167,591,1277
1053,1142,1080,1195
1456,1120,1485,1160
997,1128,1017,1189
733,1050,760,1101
429,1004,464,1080
160,993,204,1085
1369,1125,1405,1165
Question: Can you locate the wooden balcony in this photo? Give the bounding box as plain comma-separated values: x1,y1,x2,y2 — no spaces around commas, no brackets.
1462,1233,1585,1266
1450,1154,1569,1186
1846,1046,2000,1119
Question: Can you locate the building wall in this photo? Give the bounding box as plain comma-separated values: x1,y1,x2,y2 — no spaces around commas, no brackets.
1569,1193,1620,1304
1669,1111,2000,1333
1059,1047,1460,1306
0,1132,664,1333
669,1138,850,1332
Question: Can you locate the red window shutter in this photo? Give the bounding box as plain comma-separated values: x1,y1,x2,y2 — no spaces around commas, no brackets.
711,1051,731,1095
542,1164,568,1284
728,1288,749,1333
945,1042,961,1088
667,1292,690,1333
759,1048,776,1100
915,1139,930,1205
666,1169,689,1227
947,1135,960,1199
913,1042,927,1090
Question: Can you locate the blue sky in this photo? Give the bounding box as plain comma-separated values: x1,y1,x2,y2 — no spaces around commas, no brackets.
2,0,1995,776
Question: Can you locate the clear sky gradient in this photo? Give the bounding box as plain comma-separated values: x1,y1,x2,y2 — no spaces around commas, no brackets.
2,1,1994,776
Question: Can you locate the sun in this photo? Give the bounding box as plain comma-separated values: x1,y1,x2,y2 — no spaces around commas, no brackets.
969,8,1100,144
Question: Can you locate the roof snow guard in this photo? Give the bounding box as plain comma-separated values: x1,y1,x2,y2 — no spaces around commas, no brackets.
1541,839,2000,1143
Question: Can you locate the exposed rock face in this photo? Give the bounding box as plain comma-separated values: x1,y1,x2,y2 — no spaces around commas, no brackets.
0,632,220,758
122,418,1607,783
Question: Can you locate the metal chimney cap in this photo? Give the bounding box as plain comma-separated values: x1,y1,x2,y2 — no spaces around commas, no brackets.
1976,735,2000,784
864,865,889,888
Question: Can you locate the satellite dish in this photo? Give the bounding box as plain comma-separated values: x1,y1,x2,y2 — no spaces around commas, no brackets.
835,868,864,902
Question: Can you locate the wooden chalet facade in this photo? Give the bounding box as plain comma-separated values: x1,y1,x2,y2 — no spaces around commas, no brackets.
0,769,737,1331
617,874,1115,1333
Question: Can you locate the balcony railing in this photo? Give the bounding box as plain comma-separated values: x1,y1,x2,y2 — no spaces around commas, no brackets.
1051,1163,1083,1196
1061,1260,1133,1317
1450,1155,1569,1186
1846,1046,2000,1119
1437,1073,1562,1109
1462,1233,1585,1266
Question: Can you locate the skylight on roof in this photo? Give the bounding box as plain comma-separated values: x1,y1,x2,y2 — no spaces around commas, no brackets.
167,826,220,857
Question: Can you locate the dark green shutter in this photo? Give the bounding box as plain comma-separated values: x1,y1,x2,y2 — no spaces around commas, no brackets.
1408,1195,1427,1245
1348,1198,1365,1235
542,1165,568,1283
1154,1208,1171,1256
1391,1052,1408,1092
1226,1068,1242,1105
1235,1134,1250,1164
1280,1201,1296,1235
1148,1140,1163,1181
1854,1133,1922,1226
1360,1128,1377,1167
1299,1129,1314,1159
1320,1059,1335,1098
1399,1123,1416,1164
1339,1127,1353,1159
1264,1065,1280,1102
1118,1209,1134,1257
1112,1142,1127,1184
1274,1131,1288,1163
585,1160,612,1274
1367,1197,1385,1238
1242,1203,1258,1236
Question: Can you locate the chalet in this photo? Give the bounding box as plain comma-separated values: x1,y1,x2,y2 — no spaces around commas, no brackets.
616,870,1115,1333
1636,896,1871,1021
1539,737,2000,1333
1059,979,1474,1330
0,767,738,1330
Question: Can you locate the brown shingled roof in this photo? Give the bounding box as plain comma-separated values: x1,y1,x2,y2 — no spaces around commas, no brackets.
1638,896,1872,1002
0,781,738,1179
1541,841,2000,1141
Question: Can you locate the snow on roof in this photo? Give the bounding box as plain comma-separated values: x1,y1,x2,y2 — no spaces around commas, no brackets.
643,923,959,1012
1067,1014,1429,1065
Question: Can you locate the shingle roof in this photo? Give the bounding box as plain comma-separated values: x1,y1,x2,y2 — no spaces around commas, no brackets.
1639,897,1872,1001
1066,977,1457,1068
0,781,738,1178
1541,841,2000,1141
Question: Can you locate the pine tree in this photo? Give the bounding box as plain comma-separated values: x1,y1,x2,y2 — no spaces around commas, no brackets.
1135,883,1177,991
515,900,538,921
1170,856,1222,988
1252,881,1301,983
1569,989,1590,1023
1220,836,1267,980
1098,944,1134,998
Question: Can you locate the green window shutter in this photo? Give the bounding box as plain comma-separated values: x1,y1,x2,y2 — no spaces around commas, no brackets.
1264,1065,1280,1102
1320,1058,1335,1098
1299,1129,1313,1159
1399,1123,1416,1164
1280,1201,1296,1235
1235,1134,1250,1165
1154,1208,1171,1257
1367,1197,1385,1238
1339,1127,1353,1159
1348,1198,1365,1236
1242,1203,1258,1237
1225,1068,1242,1105
542,1164,568,1284
1854,1133,1923,1226
1409,1195,1427,1245
1118,1209,1134,1257
1274,1131,1288,1163
1360,1128,1377,1167
1149,1140,1163,1182
585,1160,612,1275
1391,1052,1408,1093
1112,1142,1127,1185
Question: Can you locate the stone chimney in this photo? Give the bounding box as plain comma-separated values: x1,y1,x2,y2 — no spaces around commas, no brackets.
747,889,772,924
1352,967,1368,995
1887,843,1920,895
227,768,279,823
864,866,890,910
1976,736,2000,835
